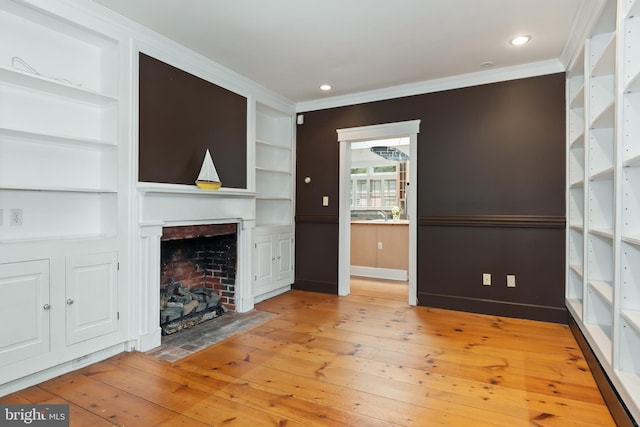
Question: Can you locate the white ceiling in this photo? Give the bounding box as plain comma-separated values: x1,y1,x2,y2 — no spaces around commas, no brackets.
91,0,591,104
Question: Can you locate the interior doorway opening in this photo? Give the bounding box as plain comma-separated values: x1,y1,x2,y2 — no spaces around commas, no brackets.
337,120,420,305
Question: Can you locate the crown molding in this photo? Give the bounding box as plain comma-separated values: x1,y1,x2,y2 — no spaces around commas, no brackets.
296,59,564,113
560,0,606,68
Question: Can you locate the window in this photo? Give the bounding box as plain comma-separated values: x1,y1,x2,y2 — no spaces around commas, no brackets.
353,179,368,208
373,165,396,174
350,168,399,210
369,179,381,207
382,179,396,208
351,167,368,175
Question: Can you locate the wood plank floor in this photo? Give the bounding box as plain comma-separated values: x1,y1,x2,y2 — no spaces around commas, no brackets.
1,286,615,426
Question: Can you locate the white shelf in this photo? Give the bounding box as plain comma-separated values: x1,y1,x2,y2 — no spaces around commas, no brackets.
623,310,640,333
591,33,616,77
570,84,585,108
623,235,640,247
0,185,115,193
0,232,116,245
570,180,584,188
589,166,614,181
570,224,584,232
566,298,584,320
590,98,615,128
618,314,640,382
570,133,585,149
570,263,584,277
623,154,640,167
589,280,613,304
590,227,614,240
585,322,612,361
588,179,614,231
256,166,292,175
0,66,117,104
616,371,640,417
0,126,116,149
586,282,613,344
256,139,292,150
627,72,640,93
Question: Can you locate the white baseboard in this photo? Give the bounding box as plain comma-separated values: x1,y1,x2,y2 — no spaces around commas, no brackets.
350,266,407,281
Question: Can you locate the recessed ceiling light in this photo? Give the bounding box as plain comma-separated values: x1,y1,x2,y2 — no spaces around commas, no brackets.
320,84,332,91
510,35,531,46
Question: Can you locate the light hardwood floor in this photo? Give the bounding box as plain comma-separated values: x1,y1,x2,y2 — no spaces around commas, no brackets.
1,288,615,426
350,276,408,302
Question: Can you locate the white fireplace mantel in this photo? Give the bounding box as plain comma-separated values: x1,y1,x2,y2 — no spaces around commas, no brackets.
135,183,257,351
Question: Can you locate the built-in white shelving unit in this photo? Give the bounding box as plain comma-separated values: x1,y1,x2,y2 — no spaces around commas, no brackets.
0,0,123,390
0,0,119,242
255,103,294,227
566,0,640,420
253,103,294,301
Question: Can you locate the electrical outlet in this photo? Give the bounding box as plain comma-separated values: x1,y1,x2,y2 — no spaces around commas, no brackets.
507,274,516,288
10,208,23,226
377,241,383,250
482,273,491,286
322,195,329,206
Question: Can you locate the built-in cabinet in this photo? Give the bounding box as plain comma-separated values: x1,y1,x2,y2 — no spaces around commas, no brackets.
0,0,124,389
253,104,294,301
0,259,50,367
566,0,640,420
253,227,293,296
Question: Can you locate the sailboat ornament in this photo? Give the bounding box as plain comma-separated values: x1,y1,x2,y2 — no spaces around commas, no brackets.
195,149,222,190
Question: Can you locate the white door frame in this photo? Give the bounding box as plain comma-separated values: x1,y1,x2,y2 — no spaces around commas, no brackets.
337,120,421,305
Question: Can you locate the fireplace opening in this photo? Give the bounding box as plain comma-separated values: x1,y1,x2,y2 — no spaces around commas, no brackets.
160,224,237,335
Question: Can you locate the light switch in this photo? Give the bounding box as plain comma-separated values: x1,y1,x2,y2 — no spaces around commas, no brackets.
322,196,329,206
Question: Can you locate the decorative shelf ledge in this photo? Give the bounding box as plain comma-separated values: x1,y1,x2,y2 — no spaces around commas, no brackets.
137,182,258,198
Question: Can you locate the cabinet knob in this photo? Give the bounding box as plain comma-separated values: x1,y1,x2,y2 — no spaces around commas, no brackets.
66,298,74,305
43,303,51,310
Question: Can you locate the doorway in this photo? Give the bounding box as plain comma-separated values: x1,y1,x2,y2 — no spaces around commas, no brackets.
337,120,420,305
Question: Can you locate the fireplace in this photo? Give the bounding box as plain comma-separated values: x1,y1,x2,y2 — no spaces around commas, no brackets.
160,224,237,335
136,183,257,351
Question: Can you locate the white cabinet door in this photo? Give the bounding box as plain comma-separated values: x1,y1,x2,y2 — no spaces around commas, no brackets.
254,233,274,288
276,232,293,282
0,260,50,366
65,252,118,345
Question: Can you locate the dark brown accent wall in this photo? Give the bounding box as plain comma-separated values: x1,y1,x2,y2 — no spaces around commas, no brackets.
295,73,567,323
138,53,247,188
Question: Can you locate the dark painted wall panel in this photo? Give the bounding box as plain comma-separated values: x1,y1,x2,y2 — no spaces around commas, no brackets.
295,73,567,322
417,225,566,320
294,221,339,294
139,53,247,188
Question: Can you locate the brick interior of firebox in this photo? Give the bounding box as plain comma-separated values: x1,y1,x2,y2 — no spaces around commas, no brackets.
160,224,237,334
